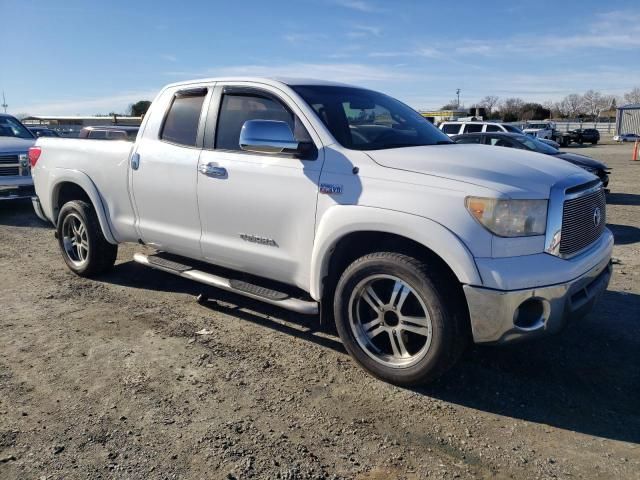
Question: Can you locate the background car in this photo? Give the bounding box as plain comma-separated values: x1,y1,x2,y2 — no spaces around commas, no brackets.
452,132,610,188
613,133,640,142
439,121,524,136
79,125,139,141
0,114,36,200
569,128,600,145
28,126,60,138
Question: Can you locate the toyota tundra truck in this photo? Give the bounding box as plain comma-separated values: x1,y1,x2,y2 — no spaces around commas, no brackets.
30,78,613,385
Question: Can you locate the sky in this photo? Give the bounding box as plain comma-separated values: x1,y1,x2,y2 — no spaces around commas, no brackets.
2,0,639,116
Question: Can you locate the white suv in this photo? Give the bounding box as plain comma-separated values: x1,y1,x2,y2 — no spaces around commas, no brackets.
439,121,523,136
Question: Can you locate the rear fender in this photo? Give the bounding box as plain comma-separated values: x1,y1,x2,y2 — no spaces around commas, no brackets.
49,168,117,244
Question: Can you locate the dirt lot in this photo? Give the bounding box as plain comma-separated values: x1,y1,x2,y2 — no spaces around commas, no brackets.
1,142,639,479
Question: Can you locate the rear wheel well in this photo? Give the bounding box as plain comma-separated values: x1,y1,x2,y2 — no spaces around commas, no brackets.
54,182,92,223
322,232,469,327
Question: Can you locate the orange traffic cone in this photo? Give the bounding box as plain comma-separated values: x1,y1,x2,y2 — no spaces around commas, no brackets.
633,140,639,161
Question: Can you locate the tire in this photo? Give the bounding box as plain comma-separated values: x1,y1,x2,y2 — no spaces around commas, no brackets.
592,140,598,145
56,200,117,277
333,252,468,386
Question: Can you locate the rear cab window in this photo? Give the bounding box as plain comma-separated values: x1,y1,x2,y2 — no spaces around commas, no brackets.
160,89,207,146
485,124,502,132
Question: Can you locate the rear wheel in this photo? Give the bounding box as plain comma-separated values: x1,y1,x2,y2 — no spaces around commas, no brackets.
333,252,468,386
57,200,117,277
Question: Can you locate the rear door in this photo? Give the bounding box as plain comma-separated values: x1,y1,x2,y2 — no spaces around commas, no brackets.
131,83,212,258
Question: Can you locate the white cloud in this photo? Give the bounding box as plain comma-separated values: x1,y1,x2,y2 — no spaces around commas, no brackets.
452,10,640,56
346,24,382,38
160,54,177,62
283,33,327,44
332,0,382,12
166,62,415,83
369,46,441,59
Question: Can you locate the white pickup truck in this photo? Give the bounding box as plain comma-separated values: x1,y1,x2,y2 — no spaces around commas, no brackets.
30,77,612,385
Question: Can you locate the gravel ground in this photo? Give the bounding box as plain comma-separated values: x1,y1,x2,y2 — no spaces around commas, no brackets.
1,141,638,479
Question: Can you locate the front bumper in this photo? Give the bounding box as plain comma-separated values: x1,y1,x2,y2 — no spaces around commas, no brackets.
0,184,35,201
465,245,612,344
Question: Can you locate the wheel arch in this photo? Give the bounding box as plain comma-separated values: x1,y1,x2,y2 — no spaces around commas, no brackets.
49,170,117,244
310,206,481,301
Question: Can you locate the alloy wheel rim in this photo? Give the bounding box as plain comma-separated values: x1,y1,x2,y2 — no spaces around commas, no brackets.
62,213,89,267
348,274,432,368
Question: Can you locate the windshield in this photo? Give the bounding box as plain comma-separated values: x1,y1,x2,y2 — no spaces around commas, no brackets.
517,135,559,154
503,124,523,133
0,116,34,139
292,85,452,150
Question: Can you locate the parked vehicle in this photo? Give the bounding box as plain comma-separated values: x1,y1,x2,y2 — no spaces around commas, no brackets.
0,114,36,200
28,126,60,138
439,121,523,136
613,133,640,142
452,132,610,187
568,128,600,145
523,121,555,140
79,125,139,141
30,78,613,385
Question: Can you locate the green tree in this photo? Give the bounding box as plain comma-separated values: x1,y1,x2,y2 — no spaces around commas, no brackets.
129,100,152,117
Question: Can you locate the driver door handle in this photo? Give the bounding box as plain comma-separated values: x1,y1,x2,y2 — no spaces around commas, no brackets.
198,162,227,178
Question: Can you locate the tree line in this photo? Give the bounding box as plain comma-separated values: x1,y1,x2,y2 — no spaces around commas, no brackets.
441,86,640,122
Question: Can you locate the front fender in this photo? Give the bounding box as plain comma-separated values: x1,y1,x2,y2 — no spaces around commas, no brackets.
48,168,117,244
309,205,481,300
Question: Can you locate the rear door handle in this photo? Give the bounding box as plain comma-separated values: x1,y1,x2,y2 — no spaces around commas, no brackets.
131,153,140,170
198,162,227,178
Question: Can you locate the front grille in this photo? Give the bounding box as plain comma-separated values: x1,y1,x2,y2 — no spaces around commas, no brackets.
0,166,20,176
559,185,606,256
0,155,19,165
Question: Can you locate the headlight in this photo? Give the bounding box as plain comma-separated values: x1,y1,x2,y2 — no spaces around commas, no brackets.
465,197,548,237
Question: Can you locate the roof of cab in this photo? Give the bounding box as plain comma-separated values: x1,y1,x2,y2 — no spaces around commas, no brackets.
163,76,356,89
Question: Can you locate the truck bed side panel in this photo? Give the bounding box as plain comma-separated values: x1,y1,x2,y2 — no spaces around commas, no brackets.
33,138,137,242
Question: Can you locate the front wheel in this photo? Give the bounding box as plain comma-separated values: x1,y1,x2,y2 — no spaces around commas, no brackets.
57,200,117,277
333,252,468,386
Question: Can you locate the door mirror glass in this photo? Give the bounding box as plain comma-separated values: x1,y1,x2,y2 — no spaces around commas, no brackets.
239,120,299,154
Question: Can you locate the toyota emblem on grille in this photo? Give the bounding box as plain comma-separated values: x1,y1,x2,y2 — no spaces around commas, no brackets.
593,206,602,227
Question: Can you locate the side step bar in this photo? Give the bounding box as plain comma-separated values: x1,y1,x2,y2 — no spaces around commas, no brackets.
132,253,318,315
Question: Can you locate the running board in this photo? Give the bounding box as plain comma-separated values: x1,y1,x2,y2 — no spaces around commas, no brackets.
133,253,318,315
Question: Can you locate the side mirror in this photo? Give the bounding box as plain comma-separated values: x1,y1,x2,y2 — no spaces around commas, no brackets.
239,120,299,155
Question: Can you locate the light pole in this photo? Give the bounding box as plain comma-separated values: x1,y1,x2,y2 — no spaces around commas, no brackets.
456,89,461,109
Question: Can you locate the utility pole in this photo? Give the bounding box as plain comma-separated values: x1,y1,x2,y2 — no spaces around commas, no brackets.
1,92,7,113
456,89,461,109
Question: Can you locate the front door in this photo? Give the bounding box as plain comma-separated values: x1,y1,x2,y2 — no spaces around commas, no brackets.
197,84,323,288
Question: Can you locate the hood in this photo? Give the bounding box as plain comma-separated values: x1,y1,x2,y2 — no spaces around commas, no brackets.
0,137,36,153
555,152,608,170
365,144,594,198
